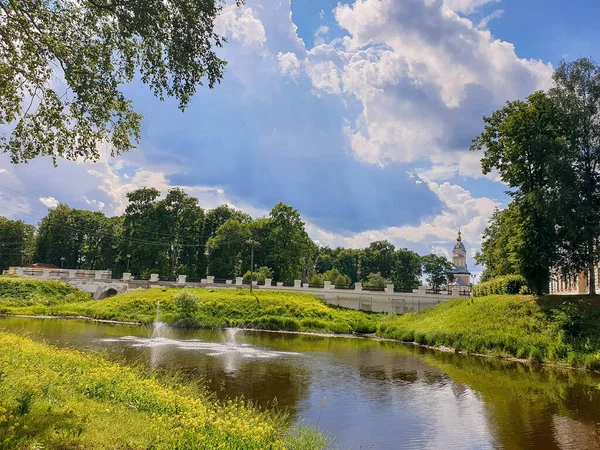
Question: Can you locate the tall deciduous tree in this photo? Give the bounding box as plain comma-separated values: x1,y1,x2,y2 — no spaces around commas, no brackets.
361,240,396,280
475,204,524,282
264,202,314,282
471,91,565,293
0,217,34,270
34,204,120,269
0,0,241,163
392,248,422,292
549,58,600,294
421,254,453,290
206,219,251,279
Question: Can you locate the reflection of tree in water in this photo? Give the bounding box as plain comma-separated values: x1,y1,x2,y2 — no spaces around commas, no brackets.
420,351,600,450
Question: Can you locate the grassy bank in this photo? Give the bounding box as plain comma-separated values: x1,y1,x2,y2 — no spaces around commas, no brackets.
0,278,380,334
0,276,91,306
378,294,600,370
0,332,327,449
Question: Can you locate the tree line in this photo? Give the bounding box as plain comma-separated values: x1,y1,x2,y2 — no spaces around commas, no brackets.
473,58,600,294
0,187,455,290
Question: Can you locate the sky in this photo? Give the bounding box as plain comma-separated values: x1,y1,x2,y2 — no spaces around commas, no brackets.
1,0,599,278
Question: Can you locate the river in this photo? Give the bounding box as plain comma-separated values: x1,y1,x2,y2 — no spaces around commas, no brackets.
1,317,599,449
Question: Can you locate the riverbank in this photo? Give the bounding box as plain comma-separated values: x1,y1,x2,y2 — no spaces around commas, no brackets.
377,294,600,370
3,277,600,370
0,331,328,449
0,278,381,334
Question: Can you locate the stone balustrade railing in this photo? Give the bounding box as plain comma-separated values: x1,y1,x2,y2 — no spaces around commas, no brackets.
9,267,471,298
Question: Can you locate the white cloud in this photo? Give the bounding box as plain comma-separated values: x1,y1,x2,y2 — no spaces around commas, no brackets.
304,177,499,263
39,196,59,209
215,4,267,48
284,0,552,169
306,61,342,95
477,9,504,28
277,52,301,79
443,0,500,14
82,196,105,211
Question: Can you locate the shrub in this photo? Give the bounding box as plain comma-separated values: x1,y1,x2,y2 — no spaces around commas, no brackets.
519,285,532,295
363,273,392,289
174,290,199,319
243,266,273,282
309,269,351,286
551,302,583,338
472,275,527,297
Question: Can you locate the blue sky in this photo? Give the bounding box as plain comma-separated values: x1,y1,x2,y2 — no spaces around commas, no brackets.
1,0,598,277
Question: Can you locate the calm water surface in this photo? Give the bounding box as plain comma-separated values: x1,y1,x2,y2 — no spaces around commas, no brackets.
2,317,600,450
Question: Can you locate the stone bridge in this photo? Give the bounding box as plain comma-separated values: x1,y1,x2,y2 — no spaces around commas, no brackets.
10,267,470,313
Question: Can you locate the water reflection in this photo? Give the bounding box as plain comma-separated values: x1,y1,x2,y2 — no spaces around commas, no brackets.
1,317,600,450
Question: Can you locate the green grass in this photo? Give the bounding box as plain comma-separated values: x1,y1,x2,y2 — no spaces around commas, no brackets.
377,294,600,370
0,276,91,307
5,277,600,370
0,279,381,335
0,332,328,449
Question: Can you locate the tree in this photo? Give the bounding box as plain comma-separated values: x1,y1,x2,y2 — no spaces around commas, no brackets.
0,217,34,270
333,248,362,283
421,254,453,290
471,91,565,294
155,188,204,279
392,248,422,292
362,272,392,289
475,204,523,282
203,205,251,240
121,188,166,278
34,204,120,270
549,58,600,295
264,202,313,282
361,240,396,280
206,219,251,279
0,0,240,164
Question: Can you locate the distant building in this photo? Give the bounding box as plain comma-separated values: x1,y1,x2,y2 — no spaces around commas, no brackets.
450,230,471,286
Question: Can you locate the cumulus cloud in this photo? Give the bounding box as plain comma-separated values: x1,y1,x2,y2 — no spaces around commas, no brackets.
278,52,301,79
443,0,501,14
477,9,504,28
283,0,552,170
39,196,59,209
215,4,267,48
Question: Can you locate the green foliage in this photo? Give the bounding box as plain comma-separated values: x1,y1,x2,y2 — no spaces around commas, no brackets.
0,217,34,271
392,248,422,292
0,332,327,448
519,285,532,295
550,302,583,338
421,254,453,290
243,266,274,282
475,204,524,283
0,0,236,163
472,275,527,297
0,276,91,307
362,272,392,289
378,293,600,368
0,283,381,335
35,204,121,272
173,290,200,319
471,91,563,294
122,188,205,279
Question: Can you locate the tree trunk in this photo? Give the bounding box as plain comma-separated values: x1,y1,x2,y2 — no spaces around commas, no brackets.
589,260,596,295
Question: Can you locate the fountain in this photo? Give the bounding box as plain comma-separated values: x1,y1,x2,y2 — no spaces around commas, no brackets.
225,328,240,346
151,301,169,339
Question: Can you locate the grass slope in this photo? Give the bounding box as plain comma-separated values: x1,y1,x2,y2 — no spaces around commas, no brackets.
0,332,327,449
378,294,600,370
0,276,91,306
0,281,381,334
